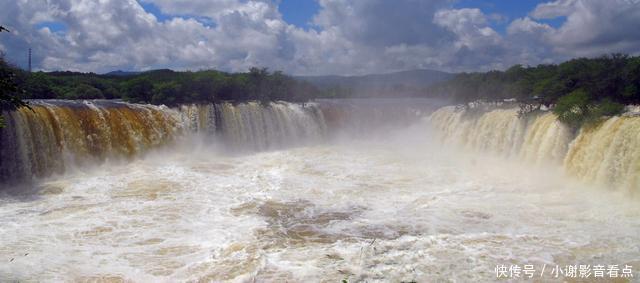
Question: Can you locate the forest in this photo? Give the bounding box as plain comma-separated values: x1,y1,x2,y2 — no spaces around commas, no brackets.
3,64,320,106
429,54,640,127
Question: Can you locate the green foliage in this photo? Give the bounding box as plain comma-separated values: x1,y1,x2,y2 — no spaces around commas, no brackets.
0,56,29,128
8,67,320,106
623,84,638,98
151,81,180,105
123,77,154,103
23,72,57,98
0,63,23,108
586,99,625,125
552,90,625,128
431,54,640,103
66,83,104,99
115,67,319,105
0,51,319,107
553,89,591,127
1,25,29,127
431,54,640,127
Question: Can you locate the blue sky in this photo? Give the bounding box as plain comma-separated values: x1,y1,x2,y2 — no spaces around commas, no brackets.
135,0,566,34
128,0,566,35
139,2,171,21
130,0,565,33
4,0,639,74
279,0,321,29
453,0,566,32
36,21,68,33
135,0,324,30
138,2,216,27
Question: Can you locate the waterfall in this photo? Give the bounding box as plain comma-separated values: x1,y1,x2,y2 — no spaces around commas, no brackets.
430,106,528,157
429,105,640,191
213,102,326,151
0,100,327,184
0,100,181,183
564,116,640,190
178,104,216,135
519,112,572,165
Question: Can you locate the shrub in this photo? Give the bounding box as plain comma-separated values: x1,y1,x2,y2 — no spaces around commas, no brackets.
553,89,625,128
553,89,590,128
584,99,624,125
65,83,104,99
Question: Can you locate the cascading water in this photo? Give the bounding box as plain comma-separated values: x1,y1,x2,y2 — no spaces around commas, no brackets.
519,112,573,164
564,116,640,190
429,106,528,157
429,105,639,191
178,104,216,135
0,100,180,183
0,100,328,184
214,102,327,151
4,99,637,190
177,102,328,150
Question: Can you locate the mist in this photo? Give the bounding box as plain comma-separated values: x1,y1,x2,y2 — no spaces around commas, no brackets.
1,98,638,281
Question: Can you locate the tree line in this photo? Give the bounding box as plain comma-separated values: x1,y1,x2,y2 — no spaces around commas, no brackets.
429,54,640,127
5,66,321,106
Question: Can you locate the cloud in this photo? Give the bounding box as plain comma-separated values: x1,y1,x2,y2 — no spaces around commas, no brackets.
1,0,639,75
505,17,558,66
507,17,553,36
303,1,508,73
530,0,578,19
1,0,293,72
312,0,452,47
140,0,245,17
530,0,640,56
434,8,501,50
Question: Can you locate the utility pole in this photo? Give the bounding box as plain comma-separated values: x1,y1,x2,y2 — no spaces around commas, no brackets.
28,48,32,72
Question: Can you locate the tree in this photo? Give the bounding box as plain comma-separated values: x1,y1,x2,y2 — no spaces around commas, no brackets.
553,89,624,128
151,81,180,105
66,83,104,99
553,89,591,128
23,72,57,99
1,25,29,128
123,77,154,103
248,67,269,104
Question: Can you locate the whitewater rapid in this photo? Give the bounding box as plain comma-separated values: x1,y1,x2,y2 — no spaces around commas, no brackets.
1,118,639,281
1,100,639,281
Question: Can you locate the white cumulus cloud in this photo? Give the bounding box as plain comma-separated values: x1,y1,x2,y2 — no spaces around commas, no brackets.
0,0,639,75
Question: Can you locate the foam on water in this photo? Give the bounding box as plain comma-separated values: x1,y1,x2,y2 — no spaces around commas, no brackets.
1,122,639,281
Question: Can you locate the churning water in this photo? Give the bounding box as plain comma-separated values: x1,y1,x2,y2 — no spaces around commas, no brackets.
0,100,639,281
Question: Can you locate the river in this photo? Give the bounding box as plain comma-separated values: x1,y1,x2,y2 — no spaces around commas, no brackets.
0,99,638,281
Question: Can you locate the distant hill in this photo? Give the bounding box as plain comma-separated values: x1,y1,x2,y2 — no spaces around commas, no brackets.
104,70,141,76
296,69,453,97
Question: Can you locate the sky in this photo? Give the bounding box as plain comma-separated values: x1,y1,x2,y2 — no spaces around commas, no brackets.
0,0,639,75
